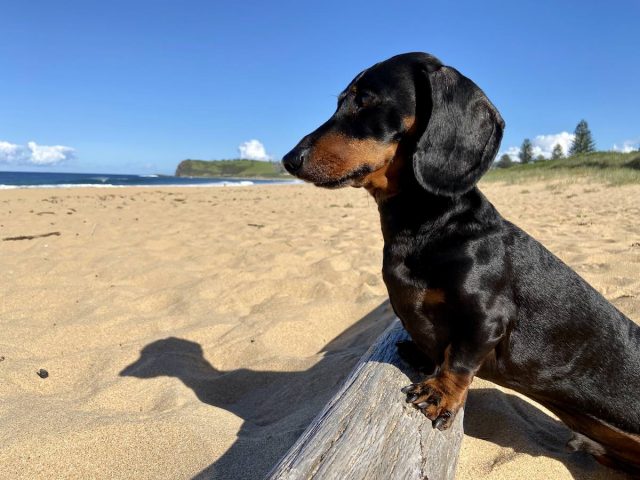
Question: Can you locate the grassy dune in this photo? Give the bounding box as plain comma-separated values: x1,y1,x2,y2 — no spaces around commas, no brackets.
175,152,640,184
484,151,640,185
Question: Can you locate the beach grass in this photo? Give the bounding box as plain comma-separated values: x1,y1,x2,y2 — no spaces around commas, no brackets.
484,151,640,186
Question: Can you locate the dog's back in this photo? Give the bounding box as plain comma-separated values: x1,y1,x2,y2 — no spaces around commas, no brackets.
495,220,640,473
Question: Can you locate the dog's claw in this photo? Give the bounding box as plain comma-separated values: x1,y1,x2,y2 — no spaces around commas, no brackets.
433,417,446,430
416,401,428,409
401,384,415,394
406,394,419,403
432,411,452,430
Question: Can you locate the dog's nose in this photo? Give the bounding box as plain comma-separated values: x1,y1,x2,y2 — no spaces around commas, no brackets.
282,148,307,174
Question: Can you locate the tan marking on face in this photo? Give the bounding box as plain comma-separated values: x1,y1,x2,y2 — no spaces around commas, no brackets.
402,115,417,134
361,116,418,201
362,116,416,202
306,116,418,200
423,288,446,306
360,155,403,196
308,133,398,182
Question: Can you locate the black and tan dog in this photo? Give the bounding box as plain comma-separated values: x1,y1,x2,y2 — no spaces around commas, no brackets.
282,52,640,475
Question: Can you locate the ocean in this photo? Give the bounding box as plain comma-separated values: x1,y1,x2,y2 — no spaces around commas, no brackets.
0,171,297,189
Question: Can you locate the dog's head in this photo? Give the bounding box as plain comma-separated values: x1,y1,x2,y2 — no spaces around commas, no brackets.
282,52,504,198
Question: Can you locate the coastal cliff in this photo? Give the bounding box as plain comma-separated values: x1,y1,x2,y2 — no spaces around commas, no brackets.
175,159,290,178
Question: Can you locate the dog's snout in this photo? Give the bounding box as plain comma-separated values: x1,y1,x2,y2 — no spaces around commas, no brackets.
282,148,307,174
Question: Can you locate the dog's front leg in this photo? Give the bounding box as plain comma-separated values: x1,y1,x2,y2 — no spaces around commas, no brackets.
402,318,506,430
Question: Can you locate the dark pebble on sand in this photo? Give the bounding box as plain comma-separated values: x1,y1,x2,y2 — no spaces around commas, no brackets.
37,369,49,379
0,356,5,362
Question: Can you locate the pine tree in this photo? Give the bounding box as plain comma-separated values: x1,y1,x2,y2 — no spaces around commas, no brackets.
569,120,596,155
496,154,513,169
551,144,564,160
519,139,533,164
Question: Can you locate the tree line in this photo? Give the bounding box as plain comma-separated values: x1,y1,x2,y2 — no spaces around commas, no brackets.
496,119,596,168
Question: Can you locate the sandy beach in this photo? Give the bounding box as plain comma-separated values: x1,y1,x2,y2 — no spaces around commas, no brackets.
1,181,638,479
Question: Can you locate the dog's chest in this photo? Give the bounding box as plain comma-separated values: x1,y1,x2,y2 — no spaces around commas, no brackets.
382,253,450,360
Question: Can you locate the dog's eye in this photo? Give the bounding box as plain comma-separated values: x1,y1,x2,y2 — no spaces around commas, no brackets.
355,91,376,108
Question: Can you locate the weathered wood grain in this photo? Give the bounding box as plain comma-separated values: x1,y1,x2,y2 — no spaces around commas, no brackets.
266,319,464,480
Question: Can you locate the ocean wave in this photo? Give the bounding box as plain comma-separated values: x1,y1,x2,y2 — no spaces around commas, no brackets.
0,183,128,189
0,180,301,189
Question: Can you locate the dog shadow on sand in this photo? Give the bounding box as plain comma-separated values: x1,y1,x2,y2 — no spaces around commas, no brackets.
121,301,617,480
464,389,624,479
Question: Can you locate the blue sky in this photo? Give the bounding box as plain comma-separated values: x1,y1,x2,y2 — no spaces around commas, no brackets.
1,0,639,174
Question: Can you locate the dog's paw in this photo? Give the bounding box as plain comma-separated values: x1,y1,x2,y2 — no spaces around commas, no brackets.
401,377,466,430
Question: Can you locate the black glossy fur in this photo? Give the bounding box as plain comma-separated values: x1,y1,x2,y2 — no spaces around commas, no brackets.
282,52,640,474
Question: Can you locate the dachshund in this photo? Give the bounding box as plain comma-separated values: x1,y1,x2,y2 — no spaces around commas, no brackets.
282,52,640,475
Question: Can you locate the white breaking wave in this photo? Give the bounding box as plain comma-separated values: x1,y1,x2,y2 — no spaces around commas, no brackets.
0,180,303,190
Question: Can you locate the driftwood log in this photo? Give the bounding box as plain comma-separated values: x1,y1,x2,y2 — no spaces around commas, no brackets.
266,319,464,480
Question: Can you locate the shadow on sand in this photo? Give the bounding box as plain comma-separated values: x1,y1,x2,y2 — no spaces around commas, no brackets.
464,389,624,479
121,301,619,480
120,301,396,479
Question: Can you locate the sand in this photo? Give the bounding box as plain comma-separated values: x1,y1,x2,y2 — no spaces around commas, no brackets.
0,181,638,479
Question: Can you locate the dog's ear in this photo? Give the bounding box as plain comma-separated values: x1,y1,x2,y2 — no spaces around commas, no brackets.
413,66,505,197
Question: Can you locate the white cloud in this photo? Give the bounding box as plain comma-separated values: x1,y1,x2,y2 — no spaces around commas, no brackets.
238,139,271,161
531,132,575,158
0,141,25,164
503,146,521,160
612,139,639,153
0,140,75,166
27,142,75,165
500,131,575,161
